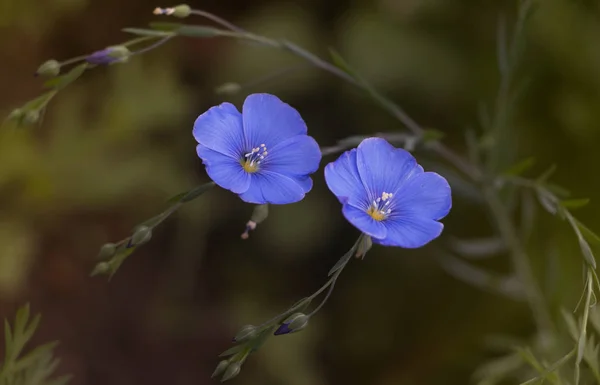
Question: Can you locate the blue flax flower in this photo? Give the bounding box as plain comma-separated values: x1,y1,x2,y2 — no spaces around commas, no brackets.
193,93,321,204
325,138,451,248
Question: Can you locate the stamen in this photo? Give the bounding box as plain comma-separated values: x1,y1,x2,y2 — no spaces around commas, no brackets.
241,144,269,173
367,191,395,221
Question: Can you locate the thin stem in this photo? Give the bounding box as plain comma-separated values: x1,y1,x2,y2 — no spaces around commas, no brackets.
483,186,554,335
131,36,174,56
122,36,156,47
190,9,246,33
575,268,594,385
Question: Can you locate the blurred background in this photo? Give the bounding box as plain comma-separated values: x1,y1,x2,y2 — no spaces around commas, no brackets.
1,0,600,384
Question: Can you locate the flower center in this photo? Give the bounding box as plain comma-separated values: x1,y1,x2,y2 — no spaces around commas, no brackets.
241,144,268,173
367,192,393,221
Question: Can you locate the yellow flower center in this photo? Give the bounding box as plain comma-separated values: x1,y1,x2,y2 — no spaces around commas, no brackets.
367,191,394,221
242,144,268,174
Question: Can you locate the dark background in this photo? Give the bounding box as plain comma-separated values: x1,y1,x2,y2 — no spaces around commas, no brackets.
1,0,599,384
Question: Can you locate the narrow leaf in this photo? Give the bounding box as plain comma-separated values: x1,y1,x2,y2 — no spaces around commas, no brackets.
578,238,596,269
536,164,556,183
502,157,535,176
43,63,88,90
421,128,446,143
574,219,600,245
560,199,590,210
328,48,356,77
218,345,245,357
122,28,174,37
176,25,222,38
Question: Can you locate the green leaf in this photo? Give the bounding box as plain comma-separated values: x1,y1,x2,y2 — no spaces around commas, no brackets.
561,307,579,340
328,48,357,77
560,198,590,210
578,238,596,269
4,318,12,354
43,63,88,90
575,219,600,245
544,183,571,198
122,28,174,37
12,342,59,372
218,345,245,357
502,157,535,176
421,129,446,143
19,91,58,114
176,25,222,38
536,164,556,183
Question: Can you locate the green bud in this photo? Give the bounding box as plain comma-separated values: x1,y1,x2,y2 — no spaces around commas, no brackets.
131,225,152,246
172,4,191,18
6,108,24,122
107,45,131,62
97,243,118,260
221,362,241,382
36,59,61,77
91,261,111,276
23,110,40,125
215,82,242,95
211,360,229,379
233,324,256,343
288,314,309,331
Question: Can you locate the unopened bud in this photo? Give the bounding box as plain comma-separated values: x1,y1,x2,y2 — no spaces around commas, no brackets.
233,324,256,343
221,362,241,382
6,108,23,122
215,82,242,96
97,243,118,260
153,4,191,18
211,360,229,379
274,312,309,335
91,261,111,276
23,110,40,125
86,46,130,65
131,225,152,246
35,60,60,77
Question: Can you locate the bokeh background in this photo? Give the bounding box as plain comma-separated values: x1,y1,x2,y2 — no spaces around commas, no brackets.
1,0,600,384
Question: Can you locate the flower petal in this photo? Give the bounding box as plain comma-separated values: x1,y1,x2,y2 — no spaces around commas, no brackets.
356,138,420,200
263,135,321,176
324,149,368,206
342,204,387,239
193,102,244,158
392,172,452,220
238,171,306,204
242,94,307,149
293,175,313,193
377,216,443,248
197,145,251,194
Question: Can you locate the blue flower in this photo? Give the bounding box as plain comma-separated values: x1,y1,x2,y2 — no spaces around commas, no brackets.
193,93,322,204
324,138,451,248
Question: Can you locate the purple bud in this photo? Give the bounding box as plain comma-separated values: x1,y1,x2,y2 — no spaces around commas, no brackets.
274,323,293,336
274,313,309,335
86,46,130,65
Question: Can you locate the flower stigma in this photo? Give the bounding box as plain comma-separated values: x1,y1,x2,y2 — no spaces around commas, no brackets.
367,192,393,221
242,143,268,173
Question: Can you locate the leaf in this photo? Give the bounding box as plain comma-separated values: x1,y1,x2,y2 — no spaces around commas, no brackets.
176,25,222,38
122,28,174,37
536,164,556,184
218,345,245,357
502,157,535,176
12,342,59,372
536,190,557,214
421,129,446,143
43,63,88,90
328,245,356,276
560,199,590,210
328,48,357,77
578,238,596,269
561,307,579,340
574,219,600,245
